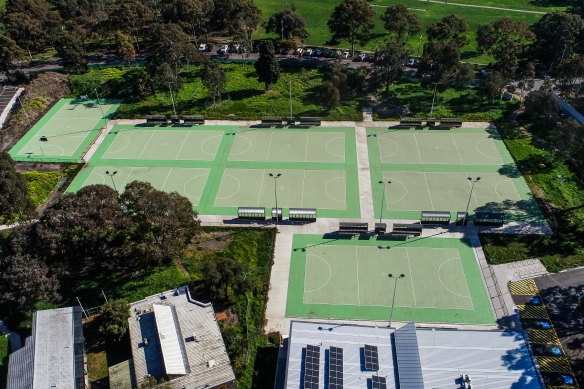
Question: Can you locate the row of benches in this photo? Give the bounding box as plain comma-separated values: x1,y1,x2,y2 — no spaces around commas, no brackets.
261,116,321,127
399,117,463,128
146,115,205,126
339,222,422,236
237,207,317,222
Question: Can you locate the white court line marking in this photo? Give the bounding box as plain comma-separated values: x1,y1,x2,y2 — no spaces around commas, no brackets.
182,173,209,202
161,168,173,190
300,170,307,207
451,133,464,164
120,167,135,191
324,176,345,203
138,131,156,159
229,134,252,157
385,177,408,204
324,136,345,161
405,248,417,307
257,170,266,206
475,138,502,161
104,134,131,155
304,132,309,162
423,172,435,210
214,174,241,201
303,253,333,294
265,131,274,161
437,257,473,300
356,246,361,305
380,137,400,159
175,131,191,159
412,133,423,163
495,179,514,200
200,134,222,157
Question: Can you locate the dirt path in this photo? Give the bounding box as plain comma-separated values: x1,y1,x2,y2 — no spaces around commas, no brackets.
410,0,546,14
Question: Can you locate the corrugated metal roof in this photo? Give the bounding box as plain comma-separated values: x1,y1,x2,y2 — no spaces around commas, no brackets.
153,304,188,375
394,322,424,389
6,336,34,389
289,208,317,215
421,211,451,218
238,207,266,213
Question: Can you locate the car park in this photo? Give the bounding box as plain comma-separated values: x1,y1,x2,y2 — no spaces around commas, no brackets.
314,49,321,57
342,51,350,59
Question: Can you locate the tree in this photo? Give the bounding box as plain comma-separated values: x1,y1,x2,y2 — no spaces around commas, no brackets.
0,152,35,222
161,0,214,46
2,0,62,58
201,257,250,300
321,81,341,110
479,71,505,102
228,0,261,52
266,9,309,40
426,14,469,47
105,0,153,51
0,36,26,74
120,181,200,266
254,41,280,90
380,4,421,42
517,61,536,101
477,18,534,78
36,184,125,267
114,31,136,66
0,252,59,312
203,61,226,105
522,87,559,128
455,63,475,86
98,299,130,341
373,40,409,92
323,61,348,98
55,27,88,71
327,0,375,57
532,12,584,70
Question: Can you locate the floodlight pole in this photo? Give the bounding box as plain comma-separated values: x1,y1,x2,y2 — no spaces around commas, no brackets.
269,173,282,221
378,179,391,223
17,95,31,126
94,87,106,123
167,82,177,116
463,177,481,227
105,170,118,192
429,82,440,119
388,273,405,328
417,34,423,57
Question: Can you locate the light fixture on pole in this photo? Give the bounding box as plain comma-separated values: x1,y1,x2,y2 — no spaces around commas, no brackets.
429,82,440,119
463,177,481,227
378,180,391,223
167,82,177,116
105,170,118,192
388,273,405,328
269,173,282,221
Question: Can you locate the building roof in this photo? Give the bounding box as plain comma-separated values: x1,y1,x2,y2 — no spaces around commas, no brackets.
128,286,235,389
7,306,85,389
283,321,543,389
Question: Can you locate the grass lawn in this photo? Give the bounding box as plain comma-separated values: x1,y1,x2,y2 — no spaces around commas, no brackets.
252,0,553,62
23,171,62,207
0,335,9,389
479,122,584,272
112,64,362,120
66,227,277,388
376,80,519,121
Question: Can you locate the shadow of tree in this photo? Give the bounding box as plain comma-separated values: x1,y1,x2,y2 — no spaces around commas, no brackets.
498,163,523,178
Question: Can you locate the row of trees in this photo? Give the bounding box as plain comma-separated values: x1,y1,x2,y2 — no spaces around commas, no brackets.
0,179,201,312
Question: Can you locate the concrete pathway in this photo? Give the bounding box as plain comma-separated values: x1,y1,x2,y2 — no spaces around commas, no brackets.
413,0,546,14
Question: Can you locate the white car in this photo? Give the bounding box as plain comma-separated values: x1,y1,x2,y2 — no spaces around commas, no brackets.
407,58,415,66
342,51,350,59
219,45,229,54
199,43,206,51
296,47,303,55
357,53,366,61
305,49,313,56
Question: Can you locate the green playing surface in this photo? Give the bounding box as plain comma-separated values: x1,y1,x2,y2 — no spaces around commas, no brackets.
9,99,119,162
286,234,495,324
367,127,545,222
67,125,360,218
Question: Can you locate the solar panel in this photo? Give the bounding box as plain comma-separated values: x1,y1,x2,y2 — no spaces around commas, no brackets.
364,344,379,371
371,375,387,389
329,346,343,389
304,344,320,389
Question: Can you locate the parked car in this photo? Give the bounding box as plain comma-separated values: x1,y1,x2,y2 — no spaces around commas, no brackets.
357,53,366,61
199,43,206,51
407,58,415,66
219,45,229,54
342,51,350,59
296,47,303,55
305,48,312,56
206,44,213,52
481,68,493,75
314,49,322,57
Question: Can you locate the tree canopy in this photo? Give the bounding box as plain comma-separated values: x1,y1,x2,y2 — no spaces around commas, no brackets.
327,0,375,57
0,152,36,222
98,299,131,341
381,4,421,41
254,41,280,90
266,9,309,40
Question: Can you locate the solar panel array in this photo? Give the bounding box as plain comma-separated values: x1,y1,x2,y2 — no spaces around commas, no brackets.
364,344,379,371
371,375,387,389
304,345,320,389
328,346,344,389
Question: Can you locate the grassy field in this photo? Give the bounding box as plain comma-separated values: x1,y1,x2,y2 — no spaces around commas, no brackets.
0,335,8,389
479,122,584,272
252,0,556,62
375,80,519,121
88,64,363,120
78,227,277,388
23,171,62,207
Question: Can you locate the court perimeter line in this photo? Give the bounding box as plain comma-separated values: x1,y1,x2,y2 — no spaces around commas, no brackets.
257,169,266,206
405,248,418,307
304,132,309,162
423,172,435,210
356,246,361,305
214,174,241,201
175,131,191,160
265,132,274,161
138,131,155,159
413,133,423,163
300,170,307,207
119,167,135,191
451,133,464,165
161,168,173,190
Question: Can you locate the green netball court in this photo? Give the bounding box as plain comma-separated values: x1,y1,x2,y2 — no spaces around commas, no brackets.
286,234,494,324
9,98,119,162
67,125,360,217
367,127,545,222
